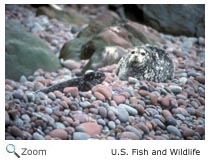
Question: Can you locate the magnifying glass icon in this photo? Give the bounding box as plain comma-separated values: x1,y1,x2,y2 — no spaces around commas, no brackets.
6,144,20,158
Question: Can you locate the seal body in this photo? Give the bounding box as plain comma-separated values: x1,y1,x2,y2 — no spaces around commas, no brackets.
38,71,105,93
116,45,174,82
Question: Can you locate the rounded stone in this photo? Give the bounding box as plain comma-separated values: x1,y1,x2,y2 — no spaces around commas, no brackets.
10,126,24,139
169,85,182,94
108,121,116,129
167,125,182,137
112,95,126,104
162,110,172,118
97,118,106,126
63,87,79,97
165,116,177,126
119,131,139,140
5,112,10,126
160,96,171,107
92,85,112,100
55,122,66,129
49,129,68,139
72,113,89,123
182,127,195,137
72,132,90,140
118,104,138,116
116,107,129,123
21,114,31,122
107,110,116,120
77,122,101,135
132,104,144,115
125,125,143,139
93,91,105,101
136,122,150,134
32,132,45,140
98,107,107,118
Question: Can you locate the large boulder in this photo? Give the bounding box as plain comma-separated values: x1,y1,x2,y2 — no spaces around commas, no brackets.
124,4,205,37
59,20,165,73
36,6,89,25
5,19,61,81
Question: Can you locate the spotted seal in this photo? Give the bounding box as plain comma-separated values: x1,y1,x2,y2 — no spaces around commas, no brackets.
37,71,105,93
116,44,174,82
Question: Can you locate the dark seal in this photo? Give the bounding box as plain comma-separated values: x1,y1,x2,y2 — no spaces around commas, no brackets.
37,71,105,93
116,44,174,82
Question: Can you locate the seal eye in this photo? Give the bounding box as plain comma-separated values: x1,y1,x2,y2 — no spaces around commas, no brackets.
141,52,146,56
131,51,135,54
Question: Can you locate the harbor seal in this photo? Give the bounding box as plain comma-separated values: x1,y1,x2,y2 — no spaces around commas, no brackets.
37,71,105,93
116,44,174,82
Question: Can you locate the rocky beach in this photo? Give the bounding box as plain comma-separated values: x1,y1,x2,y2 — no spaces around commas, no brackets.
5,4,205,140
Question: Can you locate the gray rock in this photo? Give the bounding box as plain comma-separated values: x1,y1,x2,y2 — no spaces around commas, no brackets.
14,118,24,128
72,132,90,140
169,85,182,94
129,4,204,37
79,101,91,108
98,107,108,118
125,125,143,139
165,116,177,126
55,122,66,129
21,114,31,122
5,112,10,126
118,104,138,116
108,121,116,129
116,107,129,123
152,119,166,129
5,19,60,81
167,125,182,137
176,114,186,121
32,132,45,140
97,118,106,126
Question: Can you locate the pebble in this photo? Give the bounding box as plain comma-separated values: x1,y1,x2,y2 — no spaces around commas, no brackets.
77,122,101,135
182,127,195,137
10,126,24,139
118,104,138,116
125,125,143,139
98,107,107,118
72,132,90,140
107,121,116,129
160,96,171,108
55,122,66,129
119,131,139,140
165,116,177,126
151,119,165,129
166,125,182,137
5,112,10,126
176,114,186,121
112,95,126,104
32,132,45,140
132,104,144,115
79,101,91,108
169,85,182,94
97,118,106,126
21,114,31,122
49,129,68,139
93,91,105,101
92,85,112,100
45,107,53,114
137,122,150,134
107,110,116,120
14,118,24,128
116,107,129,123
63,87,78,97
72,113,89,123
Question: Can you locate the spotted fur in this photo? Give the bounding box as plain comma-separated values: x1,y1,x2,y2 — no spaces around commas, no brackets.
116,45,174,82
37,71,105,93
